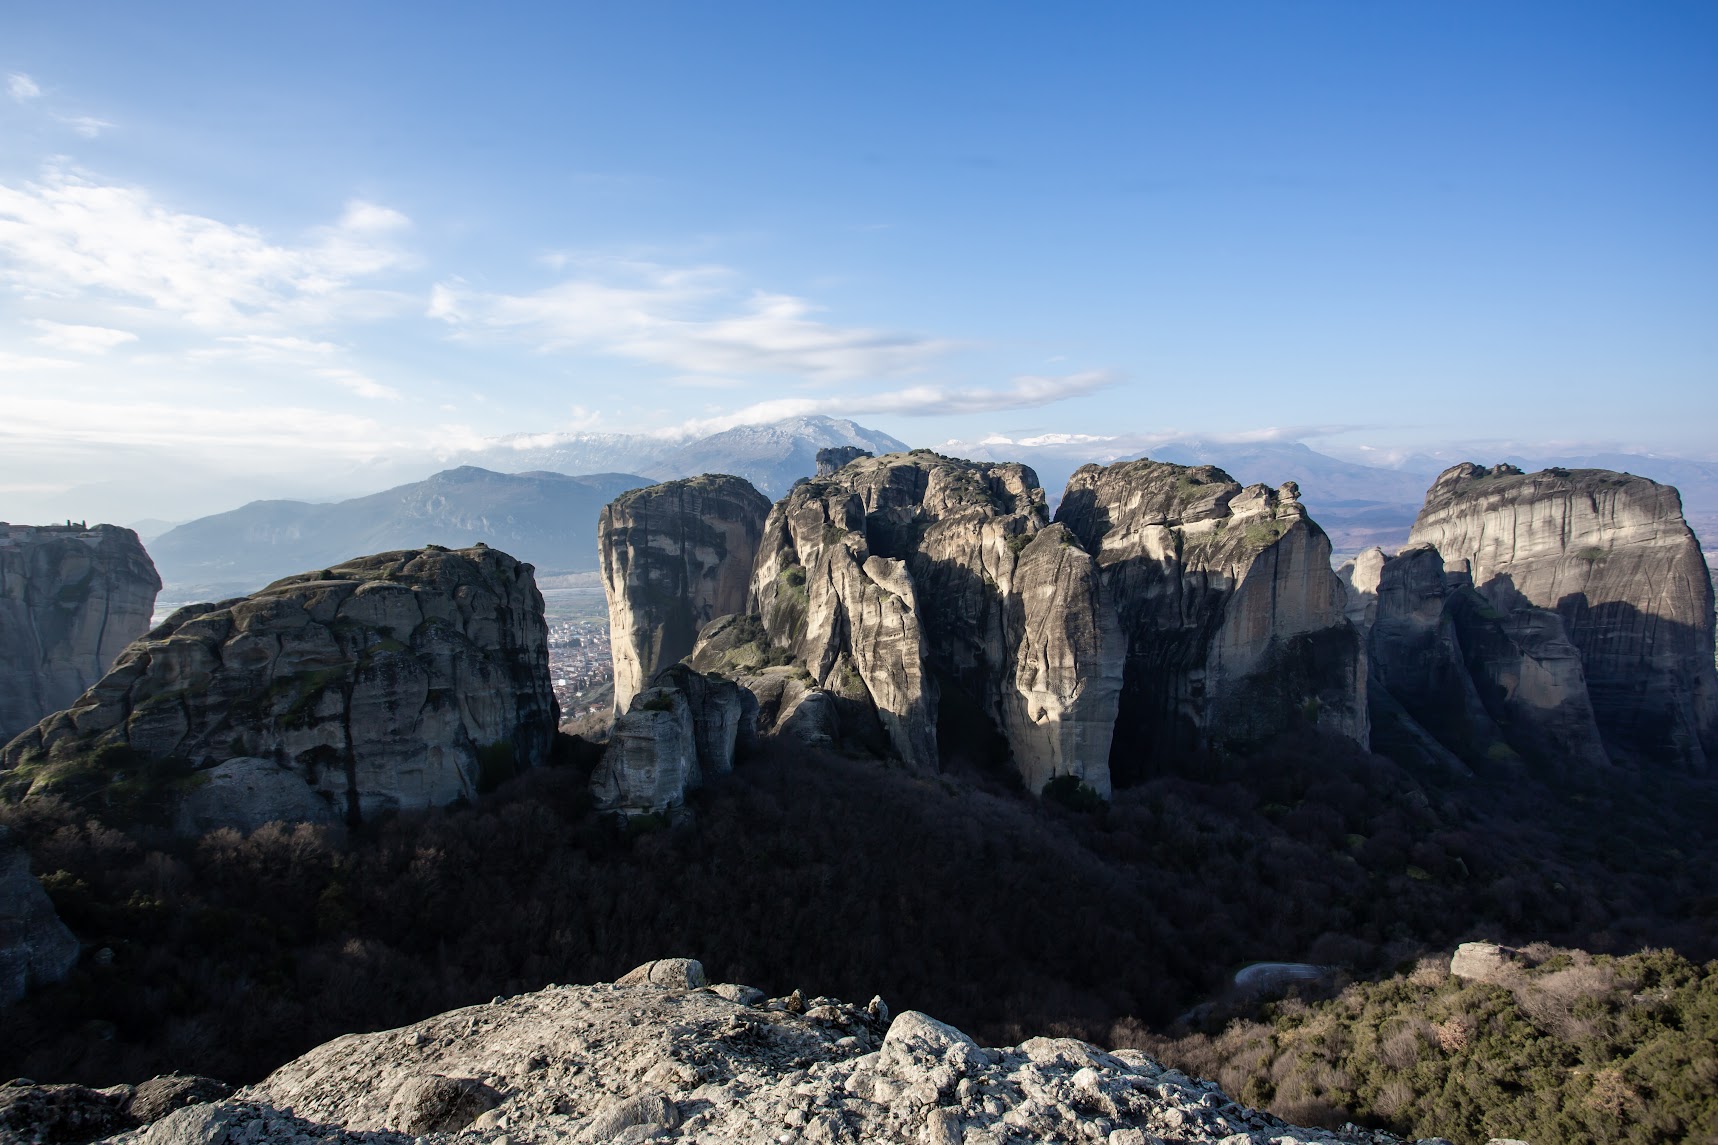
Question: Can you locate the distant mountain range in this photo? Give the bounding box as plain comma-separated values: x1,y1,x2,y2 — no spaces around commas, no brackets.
150,468,651,603
148,416,910,602
147,415,1718,603
451,415,907,498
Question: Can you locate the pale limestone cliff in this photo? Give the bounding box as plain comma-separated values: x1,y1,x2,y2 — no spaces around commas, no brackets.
1,546,556,824
1055,462,1367,783
1409,463,1718,768
600,476,771,714
0,523,161,744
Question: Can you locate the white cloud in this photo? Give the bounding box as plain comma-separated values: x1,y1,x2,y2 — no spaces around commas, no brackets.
317,367,400,401
58,115,114,138
8,73,40,102
29,319,138,353
665,370,1115,436
432,260,951,381
0,167,415,332
0,350,79,371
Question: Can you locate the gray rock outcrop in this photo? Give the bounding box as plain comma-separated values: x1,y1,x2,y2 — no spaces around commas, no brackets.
1360,544,1609,778
171,756,339,837
0,523,161,744
746,451,1119,790
1055,461,1367,783
150,964,1427,1145
1409,463,1718,768
2,546,557,825
590,666,749,815
0,824,79,1004
600,476,771,714
815,445,873,477
612,453,1365,794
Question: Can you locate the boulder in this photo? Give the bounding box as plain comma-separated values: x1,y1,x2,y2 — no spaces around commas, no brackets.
591,686,699,814
172,756,338,837
600,476,771,714
1056,462,1367,782
0,824,79,1004
0,522,160,743
2,546,558,824
616,957,709,989
1410,463,1718,768
1450,941,1521,984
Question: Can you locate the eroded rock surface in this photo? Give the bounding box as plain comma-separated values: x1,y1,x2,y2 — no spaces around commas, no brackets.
0,523,161,744
1361,545,1609,778
590,666,750,815
109,962,1425,1145
1409,463,1718,768
1056,462,1367,784
2,546,556,825
600,477,771,714
0,824,79,1005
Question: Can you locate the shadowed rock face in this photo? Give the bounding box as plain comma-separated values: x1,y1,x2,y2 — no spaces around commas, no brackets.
1358,544,1610,778
0,523,161,744
1,546,556,824
1409,463,1718,769
1056,461,1367,784
600,476,772,714
0,824,79,1005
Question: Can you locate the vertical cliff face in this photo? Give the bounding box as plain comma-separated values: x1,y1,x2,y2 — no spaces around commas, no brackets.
600,476,772,714
1055,461,1366,783
1360,544,1611,778
0,523,161,744
1,546,557,824
748,451,1055,778
1408,463,1718,768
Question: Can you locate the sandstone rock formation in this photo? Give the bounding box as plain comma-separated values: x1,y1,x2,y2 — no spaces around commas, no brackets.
1055,462,1367,784
743,451,1121,790
1,546,557,825
1409,463,1718,768
96,960,1430,1145
0,523,161,744
0,824,79,1005
600,476,772,714
590,666,750,815
610,453,1367,794
1358,544,1610,778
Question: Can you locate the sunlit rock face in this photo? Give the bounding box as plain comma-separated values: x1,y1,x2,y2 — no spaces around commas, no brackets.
0,523,161,743
600,475,772,714
1,546,557,824
1409,463,1718,769
1055,460,1367,784
747,450,1119,790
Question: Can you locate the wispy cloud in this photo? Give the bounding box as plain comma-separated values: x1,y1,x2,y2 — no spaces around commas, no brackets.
316,367,400,401
0,166,415,332
7,73,40,102
28,319,138,353
664,370,1115,436
432,259,952,382
58,114,113,138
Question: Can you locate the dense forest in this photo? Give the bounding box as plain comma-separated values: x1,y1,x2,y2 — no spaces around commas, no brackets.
4,731,1717,1145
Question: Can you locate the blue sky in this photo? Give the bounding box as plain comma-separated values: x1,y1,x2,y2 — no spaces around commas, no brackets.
2,2,1715,520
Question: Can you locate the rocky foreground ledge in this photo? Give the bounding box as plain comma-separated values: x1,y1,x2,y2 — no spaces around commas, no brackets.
5,959,1490,1145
